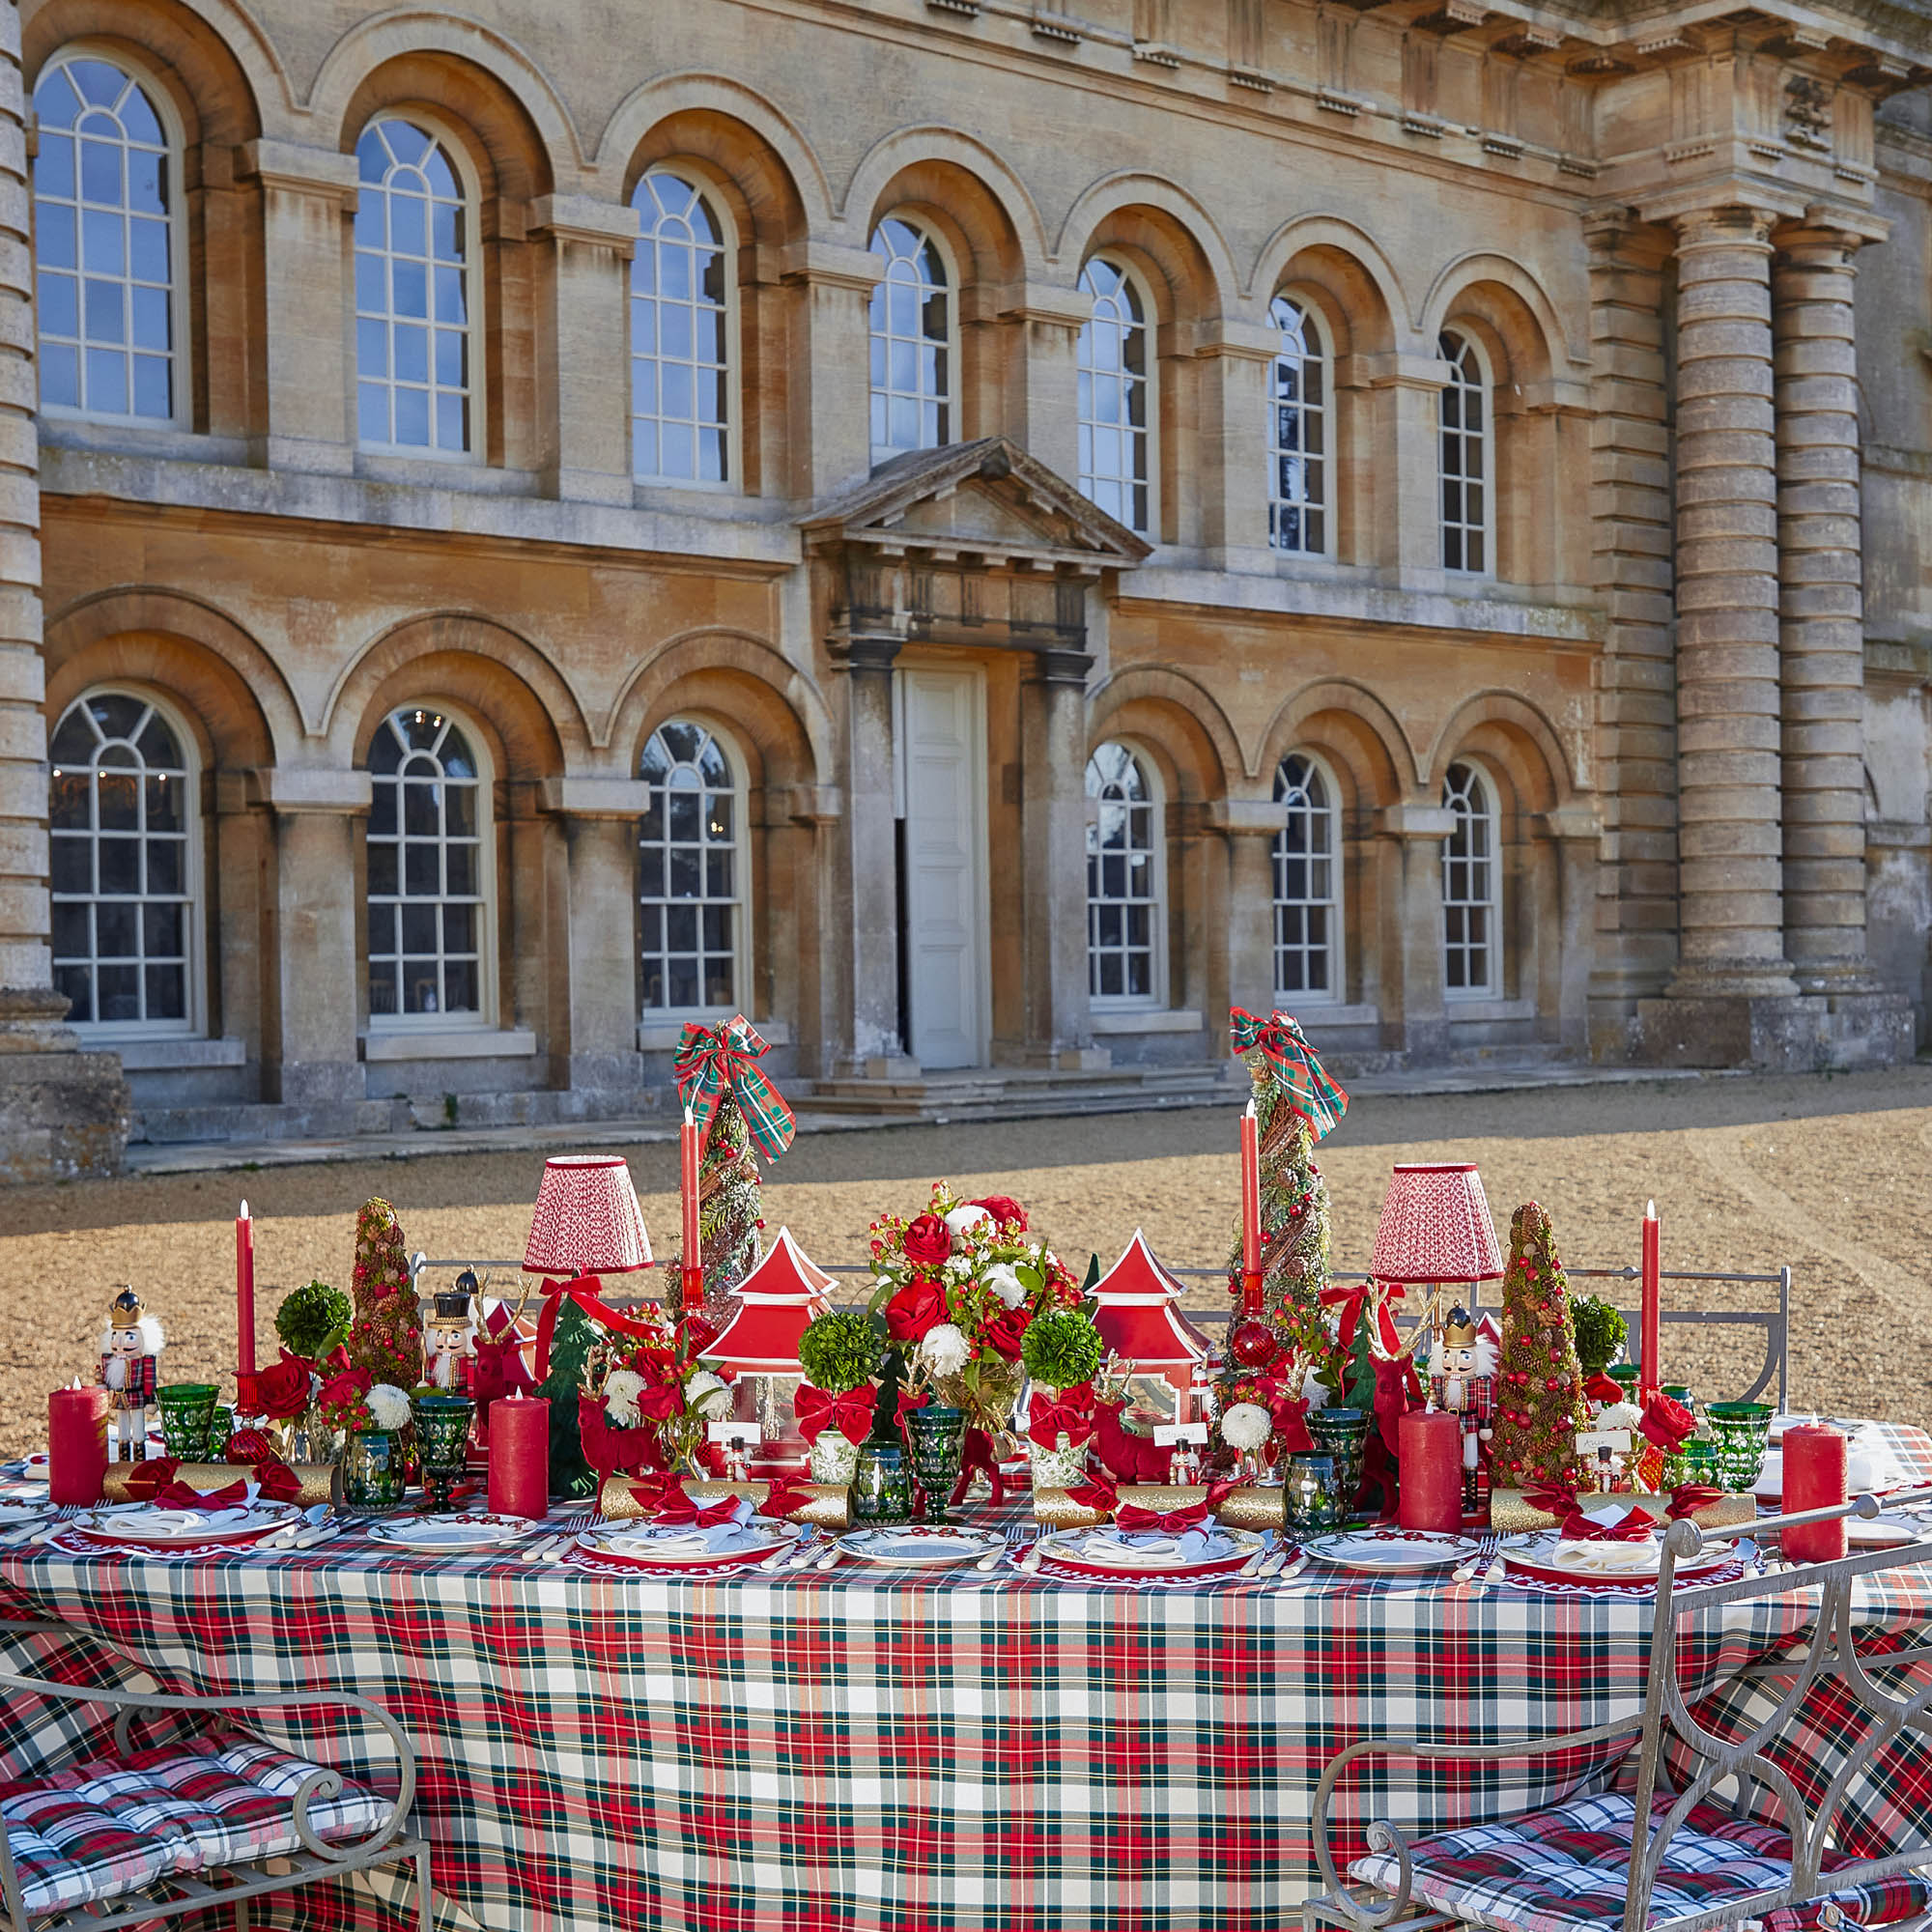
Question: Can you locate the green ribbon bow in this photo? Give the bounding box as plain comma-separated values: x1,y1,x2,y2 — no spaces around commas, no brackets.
673,1014,797,1160
1229,1007,1350,1142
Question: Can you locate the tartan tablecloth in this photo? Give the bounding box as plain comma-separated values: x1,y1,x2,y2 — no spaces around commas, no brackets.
1,1424,1928,1932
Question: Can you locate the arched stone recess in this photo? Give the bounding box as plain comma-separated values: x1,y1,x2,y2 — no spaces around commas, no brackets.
1423,688,1579,814
1420,251,1582,374
1087,665,1236,800
44,586,299,765
1258,676,1418,798
1247,214,1412,350
303,9,582,185
1055,171,1239,322
604,630,832,788
842,127,1048,282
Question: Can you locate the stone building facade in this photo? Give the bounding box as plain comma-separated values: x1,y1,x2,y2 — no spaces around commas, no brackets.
3,0,1932,1172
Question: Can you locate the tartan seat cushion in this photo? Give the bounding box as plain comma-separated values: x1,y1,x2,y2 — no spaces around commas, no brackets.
1348,1792,1932,1932
0,1734,391,1918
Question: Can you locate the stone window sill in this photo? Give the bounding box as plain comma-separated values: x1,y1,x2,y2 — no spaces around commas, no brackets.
1444,998,1536,1024
1090,1008,1203,1036
99,1036,247,1071
1289,1003,1381,1029
638,1017,791,1052
363,1028,538,1063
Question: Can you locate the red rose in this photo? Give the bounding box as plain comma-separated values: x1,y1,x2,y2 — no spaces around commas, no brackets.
902,1214,952,1268
318,1367,373,1416
971,1196,1028,1233
253,1350,314,1421
983,1304,1033,1362
885,1276,947,1343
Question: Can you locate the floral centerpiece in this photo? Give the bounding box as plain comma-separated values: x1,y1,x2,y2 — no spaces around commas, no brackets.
576,1304,733,1492
794,1310,887,1484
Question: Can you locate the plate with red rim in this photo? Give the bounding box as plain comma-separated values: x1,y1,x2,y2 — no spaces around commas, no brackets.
1035,1525,1263,1579
1501,1530,1753,1592
1302,1527,1479,1575
575,1520,795,1571
69,1501,299,1548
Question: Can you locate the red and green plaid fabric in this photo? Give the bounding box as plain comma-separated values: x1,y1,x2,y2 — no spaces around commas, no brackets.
1229,1007,1349,1139
0,1423,1926,1932
673,1015,795,1158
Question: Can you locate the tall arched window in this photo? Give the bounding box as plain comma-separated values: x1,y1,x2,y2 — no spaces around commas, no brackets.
1085,741,1161,1005
1077,257,1151,534
1438,328,1488,573
632,171,730,485
868,217,952,465
1441,759,1498,997
366,707,489,1022
1272,753,1340,1001
355,118,475,457
1268,296,1326,555
49,691,196,1032
32,53,179,423
639,720,746,1013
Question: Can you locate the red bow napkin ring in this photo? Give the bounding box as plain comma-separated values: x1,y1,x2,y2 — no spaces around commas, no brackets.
1115,1501,1210,1536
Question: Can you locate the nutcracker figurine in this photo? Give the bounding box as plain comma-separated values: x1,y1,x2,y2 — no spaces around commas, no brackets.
1427,1305,1496,1516
98,1285,163,1463
423,1276,478,1393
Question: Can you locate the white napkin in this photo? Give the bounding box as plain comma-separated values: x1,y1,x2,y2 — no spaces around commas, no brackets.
1076,1528,1212,1568
1548,1539,1663,1576
607,1520,744,1559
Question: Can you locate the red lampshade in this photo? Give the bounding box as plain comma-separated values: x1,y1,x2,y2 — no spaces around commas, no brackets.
1369,1164,1503,1283
1087,1230,1214,1369
523,1154,652,1279
705,1229,835,1374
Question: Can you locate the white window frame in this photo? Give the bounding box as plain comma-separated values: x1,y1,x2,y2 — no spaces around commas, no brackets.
1085,739,1166,1009
637,715,752,1022
31,43,189,430
1438,327,1490,576
630,166,738,491
352,110,484,464
364,702,497,1033
1267,293,1329,558
1076,254,1156,537
1441,758,1500,1000
1271,751,1344,1006
868,213,956,467
48,684,204,1040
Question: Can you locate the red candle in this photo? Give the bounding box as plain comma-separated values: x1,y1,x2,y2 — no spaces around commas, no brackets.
680,1109,703,1314
1639,1201,1661,1404
237,1199,257,1380
48,1383,108,1506
487,1390,551,1518
1239,1101,1262,1282
1781,1423,1848,1564
1398,1408,1463,1532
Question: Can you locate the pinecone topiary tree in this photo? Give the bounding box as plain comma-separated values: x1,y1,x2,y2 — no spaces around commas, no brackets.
1491,1202,1590,1492
345,1197,423,1391
664,1090,763,1329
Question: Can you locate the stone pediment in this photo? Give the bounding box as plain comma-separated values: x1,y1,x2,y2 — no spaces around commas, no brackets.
802,438,1152,568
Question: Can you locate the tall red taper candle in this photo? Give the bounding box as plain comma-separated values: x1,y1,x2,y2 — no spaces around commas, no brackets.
1398,1408,1463,1532
1781,1423,1848,1564
48,1383,108,1506
487,1389,551,1518
236,1199,256,1379
680,1108,704,1316
1639,1200,1661,1404
1239,1100,1262,1283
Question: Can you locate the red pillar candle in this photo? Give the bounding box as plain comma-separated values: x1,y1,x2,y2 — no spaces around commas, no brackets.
1398,1408,1463,1533
1638,1201,1661,1404
1781,1423,1849,1564
487,1391,551,1519
48,1383,108,1507
236,1199,257,1380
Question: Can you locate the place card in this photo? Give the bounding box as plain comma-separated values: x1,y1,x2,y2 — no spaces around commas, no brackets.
1152,1422,1209,1447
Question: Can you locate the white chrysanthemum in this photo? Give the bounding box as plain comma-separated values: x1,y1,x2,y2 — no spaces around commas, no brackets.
366,1383,412,1433
1301,1370,1331,1410
944,1255,973,1281
1598,1401,1643,1432
983,1263,1027,1309
686,1370,732,1419
944,1205,992,1237
1221,1402,1273,1453
919,1322,972,1378
603,1369,645,1429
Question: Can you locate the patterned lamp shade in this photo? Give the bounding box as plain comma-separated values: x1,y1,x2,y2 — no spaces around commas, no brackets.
523,1155,653,1279
705,1229,835,1375
1369,1164,1503,1283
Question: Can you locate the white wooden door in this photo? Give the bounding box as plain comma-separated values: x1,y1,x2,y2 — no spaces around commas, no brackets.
900,667,986,1069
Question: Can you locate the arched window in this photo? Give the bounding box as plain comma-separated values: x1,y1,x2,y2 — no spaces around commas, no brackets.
868,217,952,465
1085,741,1161,1005
1272,753,1341,1001
1438,328,1488,573
1077,257,1151,534
639,720,746,1013
632,170,730,485
366,707,489,1022
49,691,196,1032
1441,759,1498,997
32,53,179,424
354,117,475,456
1268,297,1326,555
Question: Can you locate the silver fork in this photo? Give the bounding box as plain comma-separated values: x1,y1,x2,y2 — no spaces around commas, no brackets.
1454,1532,1501,1584
979,1524,1032,1572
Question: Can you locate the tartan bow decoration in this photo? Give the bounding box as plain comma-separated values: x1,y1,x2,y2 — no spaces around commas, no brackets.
1028,1383,1096,1450
794,1384,877,1446
673,1015,796,1160
1229,1008,1349,1142
1116,1499,1211,1536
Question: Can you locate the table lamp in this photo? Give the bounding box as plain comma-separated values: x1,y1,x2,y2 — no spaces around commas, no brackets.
1368,1162,1505,1351
523,1154,657,1379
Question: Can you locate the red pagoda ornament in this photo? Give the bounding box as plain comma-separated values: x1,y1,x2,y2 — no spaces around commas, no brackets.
704,1227,835,1475
1088,1229,1215,1413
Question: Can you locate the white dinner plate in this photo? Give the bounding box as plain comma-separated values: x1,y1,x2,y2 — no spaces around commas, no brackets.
367,1513,538,1553
1303,1527,1477,1574
1502,1530,1739,1580
1037,1525,1260,1577
577,1520,792,1568
835,1526,1007,1568
70,1501,298,1547
2,1455,48,1486
0,1501,47,1526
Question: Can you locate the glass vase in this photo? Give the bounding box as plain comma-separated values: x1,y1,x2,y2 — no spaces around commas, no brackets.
411,1395,475,1513
342,1430,403,1510
850,1442,914,1526
902,1406,966,1522
1705,1402,1774,1492
1305,1406,1370,1512
1284,1452,1345,1536
1030,1437,1089,1489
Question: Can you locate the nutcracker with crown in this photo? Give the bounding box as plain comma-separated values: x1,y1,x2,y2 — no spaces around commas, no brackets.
98,1285,163,1463
1427,1304,1496,1517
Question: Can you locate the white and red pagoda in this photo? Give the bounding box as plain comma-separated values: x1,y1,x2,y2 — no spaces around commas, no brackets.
705,1227,836,1474
1087,1229,1216,1410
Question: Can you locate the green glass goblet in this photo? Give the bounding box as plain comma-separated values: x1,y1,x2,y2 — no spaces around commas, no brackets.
1284,1452,1345,1536
410,1394,474,1513
902,1406,966,1524
1705,1402,1774,1492
851,1442,914,1526
342,1430,403,1510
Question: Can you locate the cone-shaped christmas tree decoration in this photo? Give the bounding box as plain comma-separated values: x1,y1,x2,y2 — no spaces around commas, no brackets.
1490,1201,1590,1492
345,1197,423,1390
537,1297,603,1499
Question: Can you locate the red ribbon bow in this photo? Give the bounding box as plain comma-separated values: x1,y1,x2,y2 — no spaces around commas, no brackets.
1584,1372,1628,1406
152,1477,250,1512
252,1459,303,1503
758,1474,816,1520
1558,1505,1658,1544
1523,1478,1582,1519
1028,1383,1096,1450
1321,1281,1404,1357
1269,1392,1315,1455
1066,1471,1120,1515
1665,1484,1723,1520
530,1273,663,1385
1115,1500,1210,1536
1639,1391,1697,1453
794,1384,877,1446
649,1481,749,1529
118,1457,181,1501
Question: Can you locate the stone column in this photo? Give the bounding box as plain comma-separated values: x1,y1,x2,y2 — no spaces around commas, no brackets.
557,807,645,1098
1213,802,1281,1024
0,3,128,1177
1196,319,1278,570
1009,643,1102,1068
265,779,367,1108
530,194,639,505
781,241,883,498
1374,803,1456,1061
999,285,1091,485
1772,222,1876,989
1662,202,1799,1004
1347,353,1452,577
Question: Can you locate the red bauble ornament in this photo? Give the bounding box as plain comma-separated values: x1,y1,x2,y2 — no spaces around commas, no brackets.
1230,1319,1279,1370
